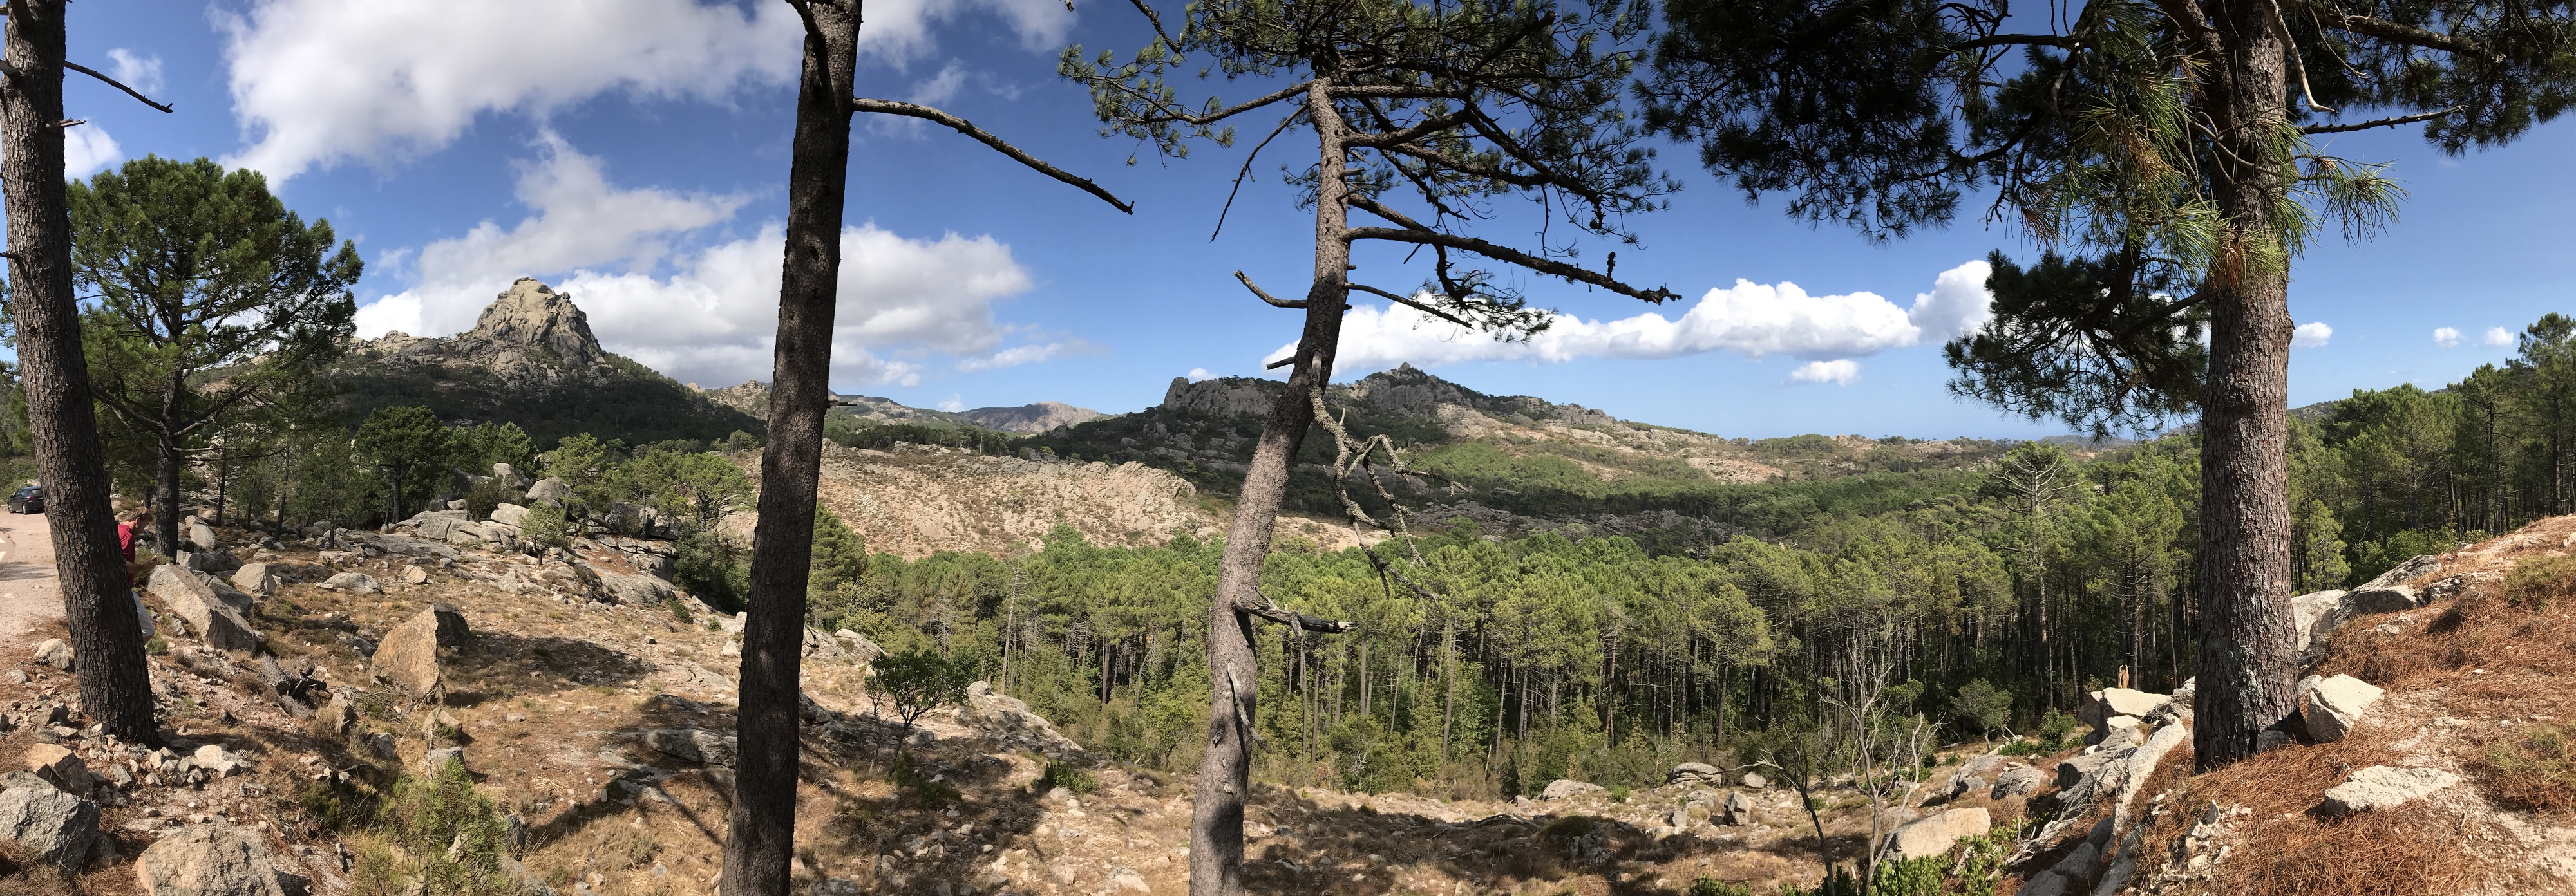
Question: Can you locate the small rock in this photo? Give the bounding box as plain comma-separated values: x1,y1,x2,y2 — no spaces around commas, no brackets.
489,503,530,527
1879,807,1989,861
1537,779,1603,801
321,572,381,593
2079,689,2172,734
193,745,245,778
31,639,73,671
2098,716,2147,747
136,823,305,896
2050,839,2102,883
1991,765,2045,799
399,565,430,585
0,771,102,868
229,563,280,598
2301,674,2385,743
1723,790,1755,825
527,478,573,504
367,734,399,761
1740,772,1768,789
2255,728,2295,754
148,565,262,652
424,747,464,771
2016,871,2069,896
643,729,738,768
24,745,93,797
2320,766,2458,815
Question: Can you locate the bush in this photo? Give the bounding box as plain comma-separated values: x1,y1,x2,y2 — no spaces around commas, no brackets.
1038,761,1098,796
461,478,517,522
1687,877,1753,896
672,528,747,611
357,756,513,895
2037,709,2082,748
518,501,571,551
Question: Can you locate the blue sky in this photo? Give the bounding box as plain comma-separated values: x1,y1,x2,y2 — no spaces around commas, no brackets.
59,0,2576,440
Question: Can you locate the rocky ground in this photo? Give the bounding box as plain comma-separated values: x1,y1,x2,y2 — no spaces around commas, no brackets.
8,503,2572,895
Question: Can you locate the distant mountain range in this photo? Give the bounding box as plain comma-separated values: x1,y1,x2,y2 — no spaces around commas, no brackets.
703,381,1106,434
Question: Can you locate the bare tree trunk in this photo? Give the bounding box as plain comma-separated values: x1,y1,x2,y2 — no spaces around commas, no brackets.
721,3,855,895
2192,0,2300,771
1190,77,1352,896
1,0,158,746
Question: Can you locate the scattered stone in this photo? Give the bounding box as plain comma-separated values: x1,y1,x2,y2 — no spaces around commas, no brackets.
149,565,262,652
1537,779,1604,801
643,729,738,768
1668,762,1725,787
187,521,221,553
2300,674,2384,743
2099,716,2147,747
2345,555,2443,615
1740,772,1768,789
1723,790,1755,826
0,770,101,868
399,565,430,585
372,604,469,695
527,478,573,504
956,682,1087,759
368,734,399,761
24,744,93,797
32,638,73,671
2255,729,2295,755
492,463,532,488
2051,839,2102,884
135,823,305,896
316,696,356,738
831,629,884,662
2078,688,2172,734
321,572,381,593
489,503,530,526
229,563,279,598
2320,766,2458,815
193,745,245,778
1943,755,2006,800
1991,765,2045,799
424,747,464,771
1879,807,1989,861
2016,871,2069,896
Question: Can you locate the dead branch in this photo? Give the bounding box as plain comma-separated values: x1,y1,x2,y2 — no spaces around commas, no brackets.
64,61,172,113
851,98,1133,214
1126,0,1183,57
1348,283,1474,328
1233,270,1307,308
2306,107,2459,134
1346,225,1677,303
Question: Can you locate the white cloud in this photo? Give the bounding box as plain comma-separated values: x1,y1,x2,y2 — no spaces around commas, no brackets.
1788,359,1860,386
353,134,1050,390
1299,258,1996,375
2293,321,2333,348
2433,326,2461,348
1186,367,1214,382
106,48,164,94
956,339,1098,372
64,126,120,179
937,395,966,413
218,0,1071,181
909,62,969,106
2486,326,2516,348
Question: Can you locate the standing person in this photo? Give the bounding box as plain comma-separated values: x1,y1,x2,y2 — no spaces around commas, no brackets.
116,507,155,637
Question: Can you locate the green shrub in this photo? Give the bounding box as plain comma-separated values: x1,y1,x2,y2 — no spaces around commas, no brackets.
1689,877,1753,896
358,756,513,895
518,501,571,552
2505,554,2576,610
461,478,517,521
1038,761,1099,796
2037,709,2082,748
1607,785,1631,803
1950,678,2013,736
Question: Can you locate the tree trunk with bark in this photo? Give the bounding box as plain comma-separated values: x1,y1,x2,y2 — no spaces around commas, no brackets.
1190,79,1353,896
721,3,857,895
2192,0,2301,770
1,0,158,745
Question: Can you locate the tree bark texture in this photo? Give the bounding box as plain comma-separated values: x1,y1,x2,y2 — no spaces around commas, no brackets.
2192,0,2300,770
721,3,856,895
1,0,158,745
1191,79,1352,896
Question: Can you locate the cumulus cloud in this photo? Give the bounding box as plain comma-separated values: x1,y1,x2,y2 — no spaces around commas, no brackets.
354,136,1048,389
65,126,120,179
106,48,164,94
1186,368,1215,382
1297,258,1995,375
2434,326,2462,348
2293,322,2333,348
938,395,966,413
1788,359,1860,386
218,0,1068,180
2487,326,2516,348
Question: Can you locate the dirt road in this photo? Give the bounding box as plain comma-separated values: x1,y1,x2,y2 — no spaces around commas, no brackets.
0,506,65,653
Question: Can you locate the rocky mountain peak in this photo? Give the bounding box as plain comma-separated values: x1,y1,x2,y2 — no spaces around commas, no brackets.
455,278,606,368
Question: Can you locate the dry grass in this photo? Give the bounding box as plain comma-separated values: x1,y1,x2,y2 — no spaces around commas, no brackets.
2211,803,2488,896
2467,723,2576,816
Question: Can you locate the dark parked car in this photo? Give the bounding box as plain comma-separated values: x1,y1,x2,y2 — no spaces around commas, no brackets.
7,485,41,514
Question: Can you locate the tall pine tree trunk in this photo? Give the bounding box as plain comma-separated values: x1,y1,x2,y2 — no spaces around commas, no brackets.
2192,0,2300,770
1190,78,1352,896
722,3,855,894
1,0,158,745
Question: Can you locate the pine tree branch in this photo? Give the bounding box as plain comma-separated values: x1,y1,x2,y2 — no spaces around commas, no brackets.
1349,283,1475,329
1233,270,1306,308
2304,107,2459,134
1345,225,1676,303
851,98,1133,213
64,61,172,113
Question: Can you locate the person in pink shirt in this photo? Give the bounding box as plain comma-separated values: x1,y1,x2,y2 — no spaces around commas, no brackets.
116,506,158,637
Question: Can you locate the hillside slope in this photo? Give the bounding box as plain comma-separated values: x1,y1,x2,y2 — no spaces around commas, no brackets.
330,279,762,445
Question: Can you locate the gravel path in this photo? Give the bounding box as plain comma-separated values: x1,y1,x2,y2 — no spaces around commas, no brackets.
0,506,65,653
